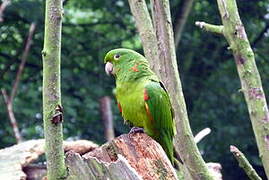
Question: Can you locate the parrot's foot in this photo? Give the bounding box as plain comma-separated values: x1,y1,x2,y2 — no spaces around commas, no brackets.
129,127,144,134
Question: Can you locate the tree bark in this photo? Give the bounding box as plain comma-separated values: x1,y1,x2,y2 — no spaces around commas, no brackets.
100,96,115,141
150,0,213,179
196,0,269,178
128,0,213,179
42,0,65,178
66,133,178,180
127,0,161,77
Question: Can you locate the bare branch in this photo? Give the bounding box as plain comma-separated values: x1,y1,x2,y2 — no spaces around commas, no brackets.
215,0,269,178
195,21,224,35
1,88,8,104
194,128,211,143
10,22,36,102
1,89,22,143
230,145,262,180
0,22,36,144
197,0,269,177
174,0,194,48
252,23,269,47
64,21,118,27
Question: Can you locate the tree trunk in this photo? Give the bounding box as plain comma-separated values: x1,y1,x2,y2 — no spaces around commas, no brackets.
66,133,178,180
127,0,161,77
150,0,213,179
128,0,213,179
42,0,65,179
196,0,269,178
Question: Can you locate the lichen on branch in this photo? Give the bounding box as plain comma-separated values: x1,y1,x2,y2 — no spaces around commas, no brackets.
230,145,262,180
42,0,66,179
196,0,269,178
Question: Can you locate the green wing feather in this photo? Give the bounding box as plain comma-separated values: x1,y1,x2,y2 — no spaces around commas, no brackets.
143,80,176,164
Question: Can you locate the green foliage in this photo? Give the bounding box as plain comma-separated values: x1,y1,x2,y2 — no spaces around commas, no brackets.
0,0,268,179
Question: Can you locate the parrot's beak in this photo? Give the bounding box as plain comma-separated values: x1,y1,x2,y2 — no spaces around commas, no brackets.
105,62,114,75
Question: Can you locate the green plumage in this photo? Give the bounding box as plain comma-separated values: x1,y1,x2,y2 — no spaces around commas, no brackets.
104,48,176,164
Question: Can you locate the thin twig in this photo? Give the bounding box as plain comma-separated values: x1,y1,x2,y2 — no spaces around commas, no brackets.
252,23,269,48
1,89,22,143
230,145,262,180
195,21,224,35
10,22,36,102
1,22,36,144
1,89,8,104
173,0,194,48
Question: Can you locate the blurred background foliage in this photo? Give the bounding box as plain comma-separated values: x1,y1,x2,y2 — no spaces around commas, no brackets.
0,0,268,179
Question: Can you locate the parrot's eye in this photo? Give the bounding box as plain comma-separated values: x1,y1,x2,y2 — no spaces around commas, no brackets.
114,54,120,60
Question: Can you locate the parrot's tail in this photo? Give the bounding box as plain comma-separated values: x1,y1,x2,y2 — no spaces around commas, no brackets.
158,130,175,166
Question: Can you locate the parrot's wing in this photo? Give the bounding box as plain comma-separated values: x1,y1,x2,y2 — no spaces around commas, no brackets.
144,80,176,163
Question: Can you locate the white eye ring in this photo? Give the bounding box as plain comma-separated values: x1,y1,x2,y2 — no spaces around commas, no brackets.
114,54,120,60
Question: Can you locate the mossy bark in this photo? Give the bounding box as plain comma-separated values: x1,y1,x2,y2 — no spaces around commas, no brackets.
196,0,269,178
217,0,269,178
128,0,213,179
127,0,161,78
150,1,213,179
42,0,66,179
230,145,262,180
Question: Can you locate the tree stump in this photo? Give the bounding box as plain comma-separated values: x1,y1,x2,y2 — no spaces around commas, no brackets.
66,133,178,180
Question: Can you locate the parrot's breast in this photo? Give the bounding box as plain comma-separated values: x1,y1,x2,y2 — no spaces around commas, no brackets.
115,81,148,128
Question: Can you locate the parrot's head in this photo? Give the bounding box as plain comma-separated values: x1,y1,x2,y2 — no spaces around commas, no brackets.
104,48,146,77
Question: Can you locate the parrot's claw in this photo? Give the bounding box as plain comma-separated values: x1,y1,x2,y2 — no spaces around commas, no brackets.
129,127,144,134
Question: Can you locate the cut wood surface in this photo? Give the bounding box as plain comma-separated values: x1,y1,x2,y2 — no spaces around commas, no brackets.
0,139,98,180
66,133,178,180
0,139,44,180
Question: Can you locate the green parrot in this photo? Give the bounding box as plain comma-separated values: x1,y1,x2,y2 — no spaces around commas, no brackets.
104,48,176,164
